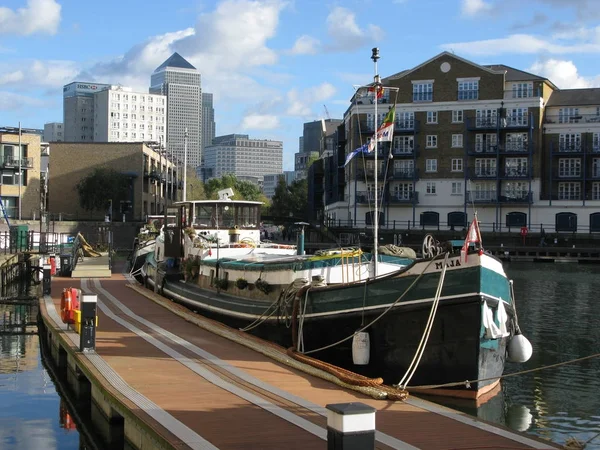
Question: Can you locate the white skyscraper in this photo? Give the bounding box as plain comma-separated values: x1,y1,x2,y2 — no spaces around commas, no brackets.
150,53,202,168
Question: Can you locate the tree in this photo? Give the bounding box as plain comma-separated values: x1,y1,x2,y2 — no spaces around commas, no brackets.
204,174,265,202
76,168,130,216
270,178,307,220
186,168,206,200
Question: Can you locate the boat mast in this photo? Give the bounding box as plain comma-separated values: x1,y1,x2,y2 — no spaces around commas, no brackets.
372,47,380,278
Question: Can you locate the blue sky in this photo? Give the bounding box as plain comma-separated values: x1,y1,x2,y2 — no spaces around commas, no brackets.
1,0,600,171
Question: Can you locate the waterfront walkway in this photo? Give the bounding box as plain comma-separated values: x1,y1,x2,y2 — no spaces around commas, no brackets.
39,271,560,450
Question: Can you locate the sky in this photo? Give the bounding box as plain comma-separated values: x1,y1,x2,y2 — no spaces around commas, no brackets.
1,0,600,171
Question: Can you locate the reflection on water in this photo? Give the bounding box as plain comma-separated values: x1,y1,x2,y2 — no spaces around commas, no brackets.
0,333,81,450
431,262,600,449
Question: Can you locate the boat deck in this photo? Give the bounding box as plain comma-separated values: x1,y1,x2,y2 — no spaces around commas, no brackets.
39,271,559,450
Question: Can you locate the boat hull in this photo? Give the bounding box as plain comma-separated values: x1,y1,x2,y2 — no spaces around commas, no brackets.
147,253,513,399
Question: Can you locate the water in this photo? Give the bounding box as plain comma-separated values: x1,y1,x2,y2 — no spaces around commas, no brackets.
0,333,82,450
431,262,600,449
2,263,600,448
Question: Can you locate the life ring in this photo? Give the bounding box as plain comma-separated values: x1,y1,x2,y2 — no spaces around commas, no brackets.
60,288,73,324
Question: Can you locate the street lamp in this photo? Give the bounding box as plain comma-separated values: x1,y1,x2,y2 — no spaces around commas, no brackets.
183,128,188,202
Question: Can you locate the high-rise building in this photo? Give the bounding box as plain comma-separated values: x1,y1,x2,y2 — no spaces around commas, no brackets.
150,53,202,169
63,81,111,142
202,92,216,153
203,134,282,182
93,86,166,143
43,122,63,142
295,119,342,179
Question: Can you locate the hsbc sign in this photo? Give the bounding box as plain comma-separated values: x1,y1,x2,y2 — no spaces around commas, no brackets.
63,82,110,97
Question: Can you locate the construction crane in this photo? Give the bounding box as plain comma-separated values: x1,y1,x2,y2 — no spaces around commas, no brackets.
323,105,331,120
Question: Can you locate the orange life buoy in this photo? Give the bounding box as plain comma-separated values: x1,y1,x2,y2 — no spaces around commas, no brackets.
61,288,73,324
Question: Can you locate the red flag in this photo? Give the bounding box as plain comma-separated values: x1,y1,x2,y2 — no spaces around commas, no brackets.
208,248,212,257
368,85,384,99
461,217,482,262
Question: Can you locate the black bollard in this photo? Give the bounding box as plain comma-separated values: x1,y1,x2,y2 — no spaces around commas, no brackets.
42,264,51,295
326,402,376,450
80,294,97,352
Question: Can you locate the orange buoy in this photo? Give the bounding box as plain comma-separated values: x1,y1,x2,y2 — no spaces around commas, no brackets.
61,288,73,324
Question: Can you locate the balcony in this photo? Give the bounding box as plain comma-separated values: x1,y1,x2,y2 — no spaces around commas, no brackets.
544,113,600,125
395,119,418,133
356,190,384,204
466,117,498,131
457,89,479,101
391,168,419,180
469,167,497,179
2,156,34,169
467,190,497,203
499,190,532,203
356,168,385,180
388,191,419,204
504,87,541,99
502,115,529,129
499,142,530,153
551,193,582,201
391,145,418,157
502,167,530,178
467,144,498,155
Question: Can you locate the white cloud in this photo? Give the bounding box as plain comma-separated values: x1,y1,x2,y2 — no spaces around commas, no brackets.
461,0,493,17
285,82,336,117
441,33,600,56
325,7,383,52
289,35,320,55
0,91,46,110
528,59,600,88
0,0,61,35
241,114,280,130
0,60,79,89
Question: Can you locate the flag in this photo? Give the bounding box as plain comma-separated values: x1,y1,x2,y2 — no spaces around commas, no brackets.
461,216,482,262
373,107,395,143
208,248,212,257
368,84,384,99
342,143,369,167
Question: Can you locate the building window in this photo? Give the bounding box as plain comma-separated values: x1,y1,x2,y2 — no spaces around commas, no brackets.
558,108,580,124
413,82,433,102
592,182,600,200
396,112,415,129
451,158,463,172
506,107,528,127
451,134,463,148
475,133,497,153
426,135,437,148
476,109,497,128
559,158,581,177
505,158,528,177
393,183,413,200
426,111,438,124
558,182,581,200
512,82,534,98
559,133,581,152
475,158,497,177
451,181,462,195
458,79,479,100
426,182,437,194
452,110,464,123
593,158,600,178
593,133,600,152
393,136,414,154
426,159,437,172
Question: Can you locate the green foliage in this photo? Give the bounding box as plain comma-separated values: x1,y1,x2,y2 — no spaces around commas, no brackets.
269,178,308,220
186,169,206,200
235,277,248,289
204,174,264,201
254,278,272,294
76,167,130,213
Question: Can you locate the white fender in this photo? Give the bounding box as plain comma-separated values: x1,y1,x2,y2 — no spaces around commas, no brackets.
506,405,533,432
352,331,370,365
507,333,533,363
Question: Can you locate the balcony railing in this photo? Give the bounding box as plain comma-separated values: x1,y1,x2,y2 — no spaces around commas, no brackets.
2,156,34,169
392,146,415,156
499,191,532,203
505,87,541,99
503,168,530,178
467,190,497,202
388,191,418,204
395,119,417,131
503,115,529,128
557,171,582,179
554,193,582,201
392,168,419,179
457,89,479,101
356,190,384,204
473,144,498,154
473,167,497,178
544,113,600,125
501,143,529,153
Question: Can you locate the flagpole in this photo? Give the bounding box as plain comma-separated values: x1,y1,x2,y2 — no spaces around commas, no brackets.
371,47,380,278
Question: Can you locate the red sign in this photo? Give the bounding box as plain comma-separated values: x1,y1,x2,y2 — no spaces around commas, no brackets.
520,226,529,236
